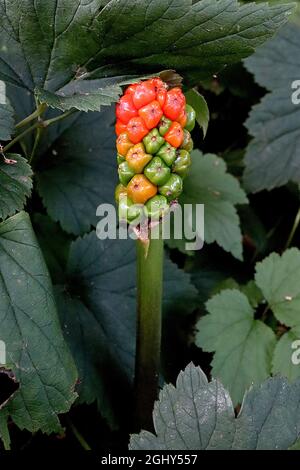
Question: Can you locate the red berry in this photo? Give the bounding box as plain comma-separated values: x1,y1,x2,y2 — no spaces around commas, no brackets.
157,87,167,108
115,119,127,136
164,122,184,148
116,94,138,124
150,77,165,92
125,83,138,95
127,117,149,144
163,88,186,120
132,80,156,109
138,100,163,130
177,108,188,128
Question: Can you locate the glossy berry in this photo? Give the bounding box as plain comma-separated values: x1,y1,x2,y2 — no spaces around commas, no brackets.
119,195,143,222
115,183,127,203
118,161,135,186
177,108,187,128
158,174,183,201
158,116,172,136
117,132,134,157
127,117,149,144
143,128,165,154
117,153,125,165
139,101,163,130
150,77,165,92
181,129,194,152
163,88,185,120
127,174,157,204
156,87,167,108
116,94,138,124
157,143,177,166
145,195,169,220
125,83,138,95
185,104,196,132
115,119,127,136
144,156,171,186
126,143,152,173
132,81,156,109
172,150,191,178
115,79,196,223
164,122,184,148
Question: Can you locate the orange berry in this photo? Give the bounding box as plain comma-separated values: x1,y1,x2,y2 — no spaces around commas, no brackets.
164,122,184,148
115,119,127,136
126,143,152,173
116,132,134,157
127,174,157,204
127,117,149,144
177,108,187,128
138,100,163,130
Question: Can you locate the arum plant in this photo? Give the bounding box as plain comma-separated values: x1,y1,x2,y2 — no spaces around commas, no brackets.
114,77,196,428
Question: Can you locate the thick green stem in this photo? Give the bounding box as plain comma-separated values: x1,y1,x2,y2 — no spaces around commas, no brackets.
134,235,164,431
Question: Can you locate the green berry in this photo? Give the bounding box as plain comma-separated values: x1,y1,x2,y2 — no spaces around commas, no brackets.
181,129,194,152
115,183,127,203
156,143,177,166
143,128,165,154
144,156,171,186
185,104,196,132
118,161,135,186
172,150,191,178
145,195,169,220
118,195,142,222
117,153,125,165
158,174,183,201
158,116,172,136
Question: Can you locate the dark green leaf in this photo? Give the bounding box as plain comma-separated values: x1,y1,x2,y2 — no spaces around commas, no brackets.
244,88,300,192
244,24,300,192
130,363,300,450
0,0,294,112
0,212,77,438
36,107,117,235
255,248,300,328
32,214,71,284
37,81,122,112
272,327,300,382
196,289,276,404
0,80,14,140
180,151,248,260
0,154,32,220
185,89,209,137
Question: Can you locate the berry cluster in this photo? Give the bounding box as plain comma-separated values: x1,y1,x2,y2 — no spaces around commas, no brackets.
115,78,195,222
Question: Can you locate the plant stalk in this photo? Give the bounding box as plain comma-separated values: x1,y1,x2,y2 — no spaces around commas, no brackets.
134,235,164,431
2,123,40,153
285,207,300,250
15,103,47,129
